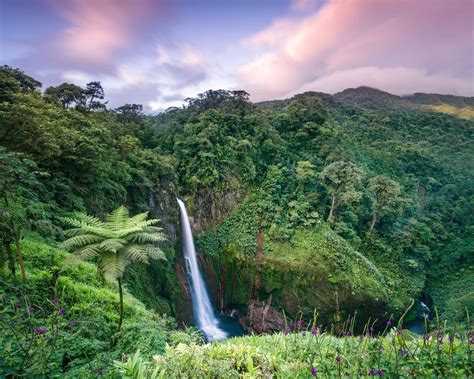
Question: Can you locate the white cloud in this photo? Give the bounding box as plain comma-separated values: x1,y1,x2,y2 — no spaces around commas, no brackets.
238,0,473,100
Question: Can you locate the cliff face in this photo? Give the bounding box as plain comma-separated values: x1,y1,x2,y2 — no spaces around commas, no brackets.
193,196,403,333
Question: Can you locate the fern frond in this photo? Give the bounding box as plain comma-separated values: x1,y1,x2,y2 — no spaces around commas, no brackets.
98,252,127,280
98,238,126,253
62,228,86,237
142,226,163,232
80,225,118,239
133,219,160,229
116,227,143,238
145,246,167,261
60,216,83,228
73,244,102,261
126,232,165,244
123,245,149,264
129,211,149,224
73,212,105,227
59,234,103,251
60,205,166,282
106,206,129,231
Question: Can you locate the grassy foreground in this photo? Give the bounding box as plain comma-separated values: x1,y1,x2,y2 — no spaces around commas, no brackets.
116,318,473,378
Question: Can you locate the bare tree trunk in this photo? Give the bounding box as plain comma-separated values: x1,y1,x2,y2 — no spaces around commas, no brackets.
334,290,341,334
220,260,227,313
0,243,5,270
369,210,377,233
418,183,425,209
3,195,26,281
117,278,124,331
327,196,337,224
14,235,27,282
3,239,15,276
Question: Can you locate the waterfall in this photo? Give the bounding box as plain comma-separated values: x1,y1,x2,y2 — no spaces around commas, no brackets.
177,199,227,341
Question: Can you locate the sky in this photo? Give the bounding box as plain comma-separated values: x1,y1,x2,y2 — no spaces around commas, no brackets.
1,0,473,112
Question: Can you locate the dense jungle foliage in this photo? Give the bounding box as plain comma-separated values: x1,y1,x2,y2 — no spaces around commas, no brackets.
0,65,473,377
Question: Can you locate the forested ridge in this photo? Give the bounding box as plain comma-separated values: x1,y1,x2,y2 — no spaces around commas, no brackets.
1,66,473,377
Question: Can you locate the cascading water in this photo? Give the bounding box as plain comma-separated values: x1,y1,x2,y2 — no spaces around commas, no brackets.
177,198,227,341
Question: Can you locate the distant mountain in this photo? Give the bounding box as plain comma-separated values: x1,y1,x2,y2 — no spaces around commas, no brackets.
334,86,415,110
403,93,474,107
257,91,340,111
258,86,473,118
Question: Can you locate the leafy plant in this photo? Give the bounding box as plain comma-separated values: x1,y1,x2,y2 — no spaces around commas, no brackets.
59,206,166,330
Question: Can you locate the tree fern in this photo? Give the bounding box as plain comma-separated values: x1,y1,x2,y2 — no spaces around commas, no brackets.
59,205,167,329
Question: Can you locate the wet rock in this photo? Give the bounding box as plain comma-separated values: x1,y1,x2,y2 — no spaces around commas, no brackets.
244,297,285,334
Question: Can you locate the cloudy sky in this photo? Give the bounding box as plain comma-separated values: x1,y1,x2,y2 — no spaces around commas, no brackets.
1,0,473,111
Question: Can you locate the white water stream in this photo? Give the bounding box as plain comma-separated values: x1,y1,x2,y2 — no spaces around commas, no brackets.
177,199,227,341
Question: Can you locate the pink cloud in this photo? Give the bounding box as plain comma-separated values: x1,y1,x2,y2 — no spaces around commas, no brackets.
239,0,473,100
46,0,165,67
294,66,473,96
291,0,319,12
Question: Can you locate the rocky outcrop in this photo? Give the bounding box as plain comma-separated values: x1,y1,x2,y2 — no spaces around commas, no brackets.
243,297,286,334
188,186,243,233
149,178,179,243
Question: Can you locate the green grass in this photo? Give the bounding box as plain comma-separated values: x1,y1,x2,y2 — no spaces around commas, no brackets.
0,234,176,377
115,323,473,378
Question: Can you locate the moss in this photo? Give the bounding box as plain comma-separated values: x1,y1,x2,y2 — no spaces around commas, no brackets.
428,267,474,323
199,196,395,327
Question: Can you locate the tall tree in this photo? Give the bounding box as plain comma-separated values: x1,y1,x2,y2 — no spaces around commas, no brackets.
45,83,85,109
0,148,41,282
114,104,143,122
0,65,41,92
367,175,401,233
59,206,167,330
84,81,106,110
321,161,363,224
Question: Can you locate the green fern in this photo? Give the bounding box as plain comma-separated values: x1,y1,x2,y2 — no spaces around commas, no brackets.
59,205,167,330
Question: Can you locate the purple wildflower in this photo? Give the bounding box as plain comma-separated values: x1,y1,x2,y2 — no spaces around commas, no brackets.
35,327,46,335
310,368,317,377
302,331,306,337
312,327,320,336
13,303,20,309
297,320,303,328
59,307,65,315
423,334,430,342
68,321,78,329
359,335,365,342
335,355,341,364
97,368,103,377
399,349,408,358
53,298,58,305
27,306,35,314
436,331,444,344
386,320,392,327
369,368,376,376
377,369,385,376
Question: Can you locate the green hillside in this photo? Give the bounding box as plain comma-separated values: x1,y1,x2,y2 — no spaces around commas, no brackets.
1,66,472,377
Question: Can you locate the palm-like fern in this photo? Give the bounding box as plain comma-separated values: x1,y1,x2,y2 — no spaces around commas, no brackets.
59,206,167,329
